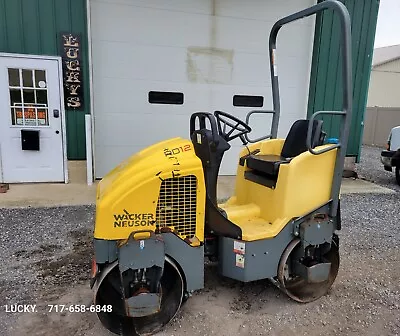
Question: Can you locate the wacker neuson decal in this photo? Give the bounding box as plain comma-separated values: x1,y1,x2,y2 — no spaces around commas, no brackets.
113,209,155,227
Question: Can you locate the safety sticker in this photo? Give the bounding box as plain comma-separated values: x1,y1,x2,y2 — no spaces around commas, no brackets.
235,254,245,268
272,48,278,77
196,133,202,144
233,240,245,255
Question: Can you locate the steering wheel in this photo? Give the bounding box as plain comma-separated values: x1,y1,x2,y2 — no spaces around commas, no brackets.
214,111,252,143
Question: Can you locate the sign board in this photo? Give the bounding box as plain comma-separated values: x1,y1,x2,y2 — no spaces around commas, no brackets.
60,32,84,110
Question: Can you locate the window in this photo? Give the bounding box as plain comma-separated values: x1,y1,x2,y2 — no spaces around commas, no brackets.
148,91,184,105
233,95,264,107
8,68,49,126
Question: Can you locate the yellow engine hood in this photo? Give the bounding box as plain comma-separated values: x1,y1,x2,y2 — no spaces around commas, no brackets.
94,137,205,241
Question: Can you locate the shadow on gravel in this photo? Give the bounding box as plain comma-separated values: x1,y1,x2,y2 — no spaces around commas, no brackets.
33,228,92,290
199,263,284,312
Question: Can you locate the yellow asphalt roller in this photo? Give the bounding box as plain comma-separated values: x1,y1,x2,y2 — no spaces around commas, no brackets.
91,1,352,334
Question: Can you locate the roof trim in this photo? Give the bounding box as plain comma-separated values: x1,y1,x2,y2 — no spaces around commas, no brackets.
372,44,400,68
373,55,400,69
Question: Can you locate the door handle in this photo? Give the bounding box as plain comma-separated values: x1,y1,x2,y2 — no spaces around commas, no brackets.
53,109,60,118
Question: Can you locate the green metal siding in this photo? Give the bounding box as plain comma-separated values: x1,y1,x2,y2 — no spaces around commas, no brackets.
308,0,379,161
0,0,89,159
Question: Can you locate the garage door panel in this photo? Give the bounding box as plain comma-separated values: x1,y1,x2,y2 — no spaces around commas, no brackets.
92,43,308,90
92,2,211,47
201,85,275,142
96,145,139,177
220,143,248,175
214,16,314,56
231,52,271,86
91,0,316,177
195,84,272,111
279,86,308,116
93,78,212,115
274,24,315,57
95,113,190,147
276,56,312,90
92,42,188,82
211,17,274,53
246,114,275,139
95,115,193,176
215,0,315,22
94,0,212,15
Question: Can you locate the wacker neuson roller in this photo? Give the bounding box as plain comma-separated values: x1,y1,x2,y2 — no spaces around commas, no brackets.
91,1,352,334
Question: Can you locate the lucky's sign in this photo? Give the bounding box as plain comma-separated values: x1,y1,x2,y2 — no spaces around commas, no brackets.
60,32,84,110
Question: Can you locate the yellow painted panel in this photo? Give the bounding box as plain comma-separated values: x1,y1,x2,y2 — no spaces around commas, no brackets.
94,138,206,242
221,139,337,241
238,217,289,241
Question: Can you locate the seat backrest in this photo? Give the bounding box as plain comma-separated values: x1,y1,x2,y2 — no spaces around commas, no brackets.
281,119,323,159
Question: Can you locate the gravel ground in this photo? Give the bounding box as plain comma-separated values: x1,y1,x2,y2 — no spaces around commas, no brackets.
0,206,94,335
355,145,400,192
0,146,399,336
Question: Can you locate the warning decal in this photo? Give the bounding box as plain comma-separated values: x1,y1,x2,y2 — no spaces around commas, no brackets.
233,240,245,255
235,254,245,268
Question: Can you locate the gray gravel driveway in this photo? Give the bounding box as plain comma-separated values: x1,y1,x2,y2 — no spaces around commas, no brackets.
356,145,400,192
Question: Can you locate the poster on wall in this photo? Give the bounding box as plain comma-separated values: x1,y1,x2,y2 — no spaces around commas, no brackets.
60,32,84,110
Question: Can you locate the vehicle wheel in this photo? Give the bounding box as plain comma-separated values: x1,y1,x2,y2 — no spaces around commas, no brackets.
396,165,400,186
277,238,339,303
94,257,184,335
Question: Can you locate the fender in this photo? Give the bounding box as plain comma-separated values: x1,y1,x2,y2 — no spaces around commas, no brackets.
92,256,182,304
392,149,400,166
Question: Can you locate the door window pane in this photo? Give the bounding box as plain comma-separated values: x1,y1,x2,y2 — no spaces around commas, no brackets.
23,89,35,104
22,69,33,87
37,109,49,126
11,108,16,125
8,68,20,86
35,70,46,88
8,67,49,127
10,89,22,105
13,108,24,125
36,90,48,105
23,107,37,126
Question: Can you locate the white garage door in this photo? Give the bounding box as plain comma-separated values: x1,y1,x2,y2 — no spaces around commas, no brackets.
90,0,316,177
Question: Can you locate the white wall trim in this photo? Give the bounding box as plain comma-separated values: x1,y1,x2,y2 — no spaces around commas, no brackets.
85,114,93,185
86,0,96,180
0,52,69,183
0,52,62,62
56,56,69,184
0,144,3,183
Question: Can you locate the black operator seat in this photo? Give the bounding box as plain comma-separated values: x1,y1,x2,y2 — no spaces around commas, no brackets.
245,119,324,177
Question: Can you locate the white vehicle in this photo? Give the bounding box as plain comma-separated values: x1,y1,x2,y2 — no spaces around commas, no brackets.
381,126,400,185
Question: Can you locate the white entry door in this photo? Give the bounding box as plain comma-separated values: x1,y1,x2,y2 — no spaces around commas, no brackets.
0,55,65,183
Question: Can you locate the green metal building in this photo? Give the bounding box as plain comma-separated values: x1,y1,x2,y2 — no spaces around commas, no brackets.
308,0,380,161
0,0,89,160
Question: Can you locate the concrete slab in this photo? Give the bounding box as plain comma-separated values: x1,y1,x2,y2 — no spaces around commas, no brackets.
340,178,396,195
0,162,395,209
217,176,396,200
0,161,97,208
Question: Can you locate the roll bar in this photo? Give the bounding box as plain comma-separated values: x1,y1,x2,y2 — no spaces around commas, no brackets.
244,110,275,143
247,0,352,216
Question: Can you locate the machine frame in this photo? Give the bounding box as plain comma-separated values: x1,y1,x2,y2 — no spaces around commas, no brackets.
91,1,353,335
